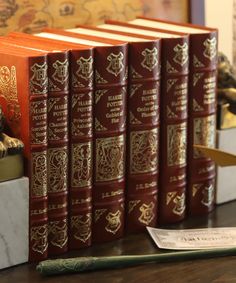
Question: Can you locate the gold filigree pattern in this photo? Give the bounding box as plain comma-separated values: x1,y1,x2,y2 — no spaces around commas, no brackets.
193,99,204,112
72,74,86,88
31,150,47,197
94,209,107,222
95,118,107,131
167,78,178,92
166,192,177,205
167,123,187,166
173,43,188,66
201,184,215,207
48,78,60,91
48,147,68,192
167,106,178,118
166,61,178,73
71,142,92,187
48,219,68,249
129,111,142,125
106,52,124,76
193,72,204,86
71,93,81,108
203,37,217,60
71,213,91,243
30,62,48,94
123,67,128,82
0,65,21,124
95,89,108,104
31,224,48,255
193,115,216,158
130,66,142,79
138,202,155,225
95,70,108,84
128,200,141,213
130,84,142,97
96,135,124,182
141,47,158,71
105,210,122,234
130,129,158,174
192,184,202,197
193,55,205,68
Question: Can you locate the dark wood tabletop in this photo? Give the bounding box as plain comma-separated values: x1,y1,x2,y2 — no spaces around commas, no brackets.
1,201,236,283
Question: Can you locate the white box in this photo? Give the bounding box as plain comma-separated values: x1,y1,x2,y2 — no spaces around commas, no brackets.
216,129,236,204
0,177,29,269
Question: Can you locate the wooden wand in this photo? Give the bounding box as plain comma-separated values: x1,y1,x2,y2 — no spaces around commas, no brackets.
37,247,236,275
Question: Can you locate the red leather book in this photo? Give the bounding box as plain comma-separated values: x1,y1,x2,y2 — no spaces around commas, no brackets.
0,44,48,262
131,17,218,216
38,28,128,243
7,33,95,250
4,34,70,255
101,21,189,225
71,25,161,232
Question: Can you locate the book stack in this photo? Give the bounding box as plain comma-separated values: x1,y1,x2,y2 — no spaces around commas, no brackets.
0,17,218,262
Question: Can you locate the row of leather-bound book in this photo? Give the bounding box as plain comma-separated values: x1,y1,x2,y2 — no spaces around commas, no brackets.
0,17,218,261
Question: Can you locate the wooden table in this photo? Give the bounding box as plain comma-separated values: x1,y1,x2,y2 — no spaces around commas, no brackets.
1,201,236,283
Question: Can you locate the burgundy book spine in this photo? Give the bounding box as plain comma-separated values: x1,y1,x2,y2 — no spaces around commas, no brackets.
0,51,48,261
47,51,69,255
158,36,189,224
126,40,161,232
187,31,218,216
28,56,48,262
69,48,94,249
93,44,128,243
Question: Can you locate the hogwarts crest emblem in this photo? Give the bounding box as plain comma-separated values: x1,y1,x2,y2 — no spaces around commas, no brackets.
105,210,121,234
71,214,91,243
203,37,217,60
201,184,214,207
106,52,124,76
138,202,155,225
52,59,69,84
141,47,158,71
173,193,186,216
76,56,93,80
49,220,68,248
30,62,48,91
173,43,188,66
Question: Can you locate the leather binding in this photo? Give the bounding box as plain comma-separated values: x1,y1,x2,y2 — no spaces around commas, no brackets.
103,20,189,224
134,17,218,216
41,29,128,243
0,44,48,261
6,34,70,255
8,33,95,250
72,26,161,232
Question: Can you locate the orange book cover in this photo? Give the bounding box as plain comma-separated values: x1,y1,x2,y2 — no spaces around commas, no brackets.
0,43,48,262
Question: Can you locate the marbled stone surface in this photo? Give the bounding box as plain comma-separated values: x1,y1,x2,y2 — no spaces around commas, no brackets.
0,177,29,269
216,129,236,204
